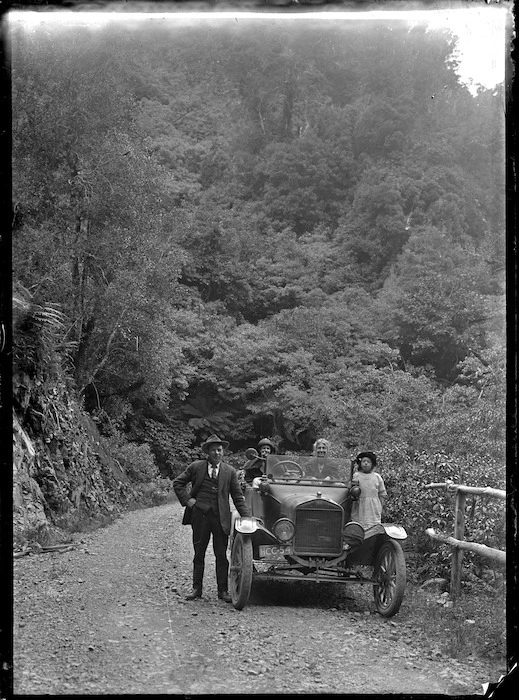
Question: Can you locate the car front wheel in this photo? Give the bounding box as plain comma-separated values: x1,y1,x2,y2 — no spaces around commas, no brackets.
229,533,253,610
373,540,406,617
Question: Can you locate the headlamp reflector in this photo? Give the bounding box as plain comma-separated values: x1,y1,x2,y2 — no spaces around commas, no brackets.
273,518,295,542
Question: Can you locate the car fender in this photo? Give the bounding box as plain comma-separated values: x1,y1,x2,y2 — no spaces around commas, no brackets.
234,516,259,534
382,524,407,540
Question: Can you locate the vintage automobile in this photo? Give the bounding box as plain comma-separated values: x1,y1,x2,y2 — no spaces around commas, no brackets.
229,452,407,617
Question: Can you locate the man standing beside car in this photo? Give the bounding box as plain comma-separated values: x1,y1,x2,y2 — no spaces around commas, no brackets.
173,434,251,602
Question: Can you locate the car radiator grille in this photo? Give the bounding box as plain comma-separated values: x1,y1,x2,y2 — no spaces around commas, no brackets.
294,506,343,555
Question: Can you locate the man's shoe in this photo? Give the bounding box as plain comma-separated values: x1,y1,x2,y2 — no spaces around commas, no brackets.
218,591,232,603
185,588,202,600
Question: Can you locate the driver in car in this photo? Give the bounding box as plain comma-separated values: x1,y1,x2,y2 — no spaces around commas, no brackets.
305,438,339,480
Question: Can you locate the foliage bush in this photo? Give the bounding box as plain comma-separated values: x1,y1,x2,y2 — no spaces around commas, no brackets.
378,442,506,582
126,416,196,479
130,477,176,508
111,439,160,484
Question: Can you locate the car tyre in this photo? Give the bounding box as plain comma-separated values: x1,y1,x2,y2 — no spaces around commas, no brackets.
230,533,253,610
373,540,406,617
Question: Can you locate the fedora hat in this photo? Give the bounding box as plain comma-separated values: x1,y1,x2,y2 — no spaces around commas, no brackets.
356,451,377,466
201,434,229,453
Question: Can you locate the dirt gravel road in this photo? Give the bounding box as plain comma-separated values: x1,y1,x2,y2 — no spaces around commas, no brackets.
13,501,503,694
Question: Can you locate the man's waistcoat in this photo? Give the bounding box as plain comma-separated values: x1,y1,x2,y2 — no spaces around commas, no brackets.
194,471,219,513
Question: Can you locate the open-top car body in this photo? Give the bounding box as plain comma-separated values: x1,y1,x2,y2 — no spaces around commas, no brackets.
229,454,407,616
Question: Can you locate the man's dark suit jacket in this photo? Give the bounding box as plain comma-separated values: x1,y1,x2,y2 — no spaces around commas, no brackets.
173,459,251,535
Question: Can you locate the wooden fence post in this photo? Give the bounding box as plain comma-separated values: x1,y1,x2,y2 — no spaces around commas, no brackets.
450,490,466,599
424,482,505,601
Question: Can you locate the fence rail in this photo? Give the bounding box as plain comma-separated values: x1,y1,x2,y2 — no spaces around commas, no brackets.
425,528,506,564
424,481,506,599
424,483,506,500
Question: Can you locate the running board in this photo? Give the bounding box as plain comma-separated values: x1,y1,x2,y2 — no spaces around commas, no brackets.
253,572,377,584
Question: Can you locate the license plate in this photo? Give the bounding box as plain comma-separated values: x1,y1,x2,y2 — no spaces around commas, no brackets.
259,544,293,558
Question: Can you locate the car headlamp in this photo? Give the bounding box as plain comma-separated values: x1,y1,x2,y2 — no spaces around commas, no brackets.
273,518,295,542
259,477,270,494
350,484,361,499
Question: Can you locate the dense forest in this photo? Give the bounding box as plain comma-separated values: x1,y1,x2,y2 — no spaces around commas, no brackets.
11,14,505,515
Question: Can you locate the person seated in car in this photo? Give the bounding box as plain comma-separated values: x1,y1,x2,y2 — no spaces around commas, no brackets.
243,438,276,484
305,438,339,480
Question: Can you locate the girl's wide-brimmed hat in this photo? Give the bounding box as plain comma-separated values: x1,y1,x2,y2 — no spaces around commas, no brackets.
257,438,276,453
356,451,377,466
201,434,229,453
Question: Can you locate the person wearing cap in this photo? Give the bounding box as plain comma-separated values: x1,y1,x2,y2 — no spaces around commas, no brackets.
350,451,387,529
173,434,251,602
305,438,339,480
243,438,276,484
257,438,276,459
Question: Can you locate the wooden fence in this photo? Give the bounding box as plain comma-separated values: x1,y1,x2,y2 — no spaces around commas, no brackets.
424,480,506,599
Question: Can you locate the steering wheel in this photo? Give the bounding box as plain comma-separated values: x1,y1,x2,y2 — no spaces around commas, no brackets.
270,460,304,478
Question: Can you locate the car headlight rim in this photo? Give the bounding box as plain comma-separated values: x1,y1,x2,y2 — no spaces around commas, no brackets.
273,518,295,542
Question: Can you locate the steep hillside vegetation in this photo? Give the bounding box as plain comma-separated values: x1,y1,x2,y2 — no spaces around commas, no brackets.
12,286,170,547
10,16,506,558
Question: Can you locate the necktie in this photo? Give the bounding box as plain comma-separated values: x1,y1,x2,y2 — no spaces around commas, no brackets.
211,467,217,480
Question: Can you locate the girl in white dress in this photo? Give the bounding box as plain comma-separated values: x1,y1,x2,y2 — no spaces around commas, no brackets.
350,451,387,529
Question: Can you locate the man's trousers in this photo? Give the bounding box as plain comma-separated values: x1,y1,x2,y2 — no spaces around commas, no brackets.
190,507,229,592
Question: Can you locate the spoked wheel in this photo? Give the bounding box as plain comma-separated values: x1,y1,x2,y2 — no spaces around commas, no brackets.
373,540,406,617
229,533,253,610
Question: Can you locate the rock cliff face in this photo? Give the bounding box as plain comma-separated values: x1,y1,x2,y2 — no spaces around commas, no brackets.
13,376,138,547
11,285,167,547
13,412,48,542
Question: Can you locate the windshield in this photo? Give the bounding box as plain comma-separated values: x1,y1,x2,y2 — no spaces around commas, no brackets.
265,455,351,483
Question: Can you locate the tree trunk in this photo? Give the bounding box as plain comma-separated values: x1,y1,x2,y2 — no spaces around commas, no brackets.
74,316,95,385
282,78,295,139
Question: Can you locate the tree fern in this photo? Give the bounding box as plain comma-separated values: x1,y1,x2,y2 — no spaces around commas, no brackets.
13,283,68,380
